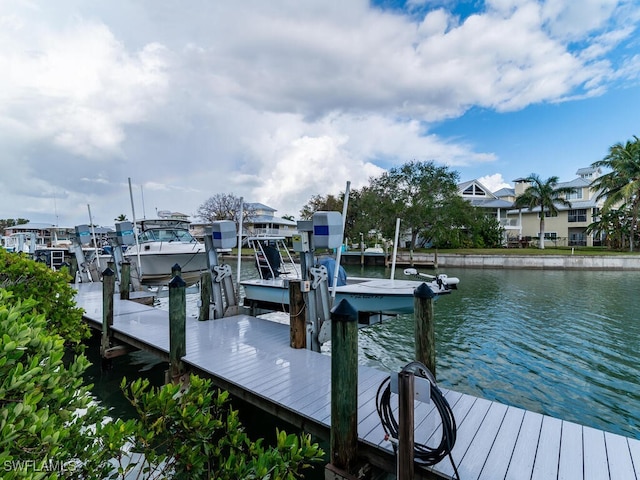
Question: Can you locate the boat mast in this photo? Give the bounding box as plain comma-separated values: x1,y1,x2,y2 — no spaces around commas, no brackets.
128,178,143,277
236,198,244,304
87,204,101,270
390,218,401,280
330,180,350,303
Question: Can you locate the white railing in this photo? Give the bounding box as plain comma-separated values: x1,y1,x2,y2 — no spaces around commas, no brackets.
500,218,521,227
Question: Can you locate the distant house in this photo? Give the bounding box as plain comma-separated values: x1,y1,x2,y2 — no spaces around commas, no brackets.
243,203,297,238
460,167,608,247
458,179,519,242
507,167,605,247
188,203,297,243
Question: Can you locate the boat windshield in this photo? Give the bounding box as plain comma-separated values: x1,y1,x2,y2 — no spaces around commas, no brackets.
139,228,197,243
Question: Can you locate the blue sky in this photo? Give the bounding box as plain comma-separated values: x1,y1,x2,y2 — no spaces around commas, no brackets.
1,0,639,226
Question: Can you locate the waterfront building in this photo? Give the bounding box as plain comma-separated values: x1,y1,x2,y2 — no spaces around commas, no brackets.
461,167,609,247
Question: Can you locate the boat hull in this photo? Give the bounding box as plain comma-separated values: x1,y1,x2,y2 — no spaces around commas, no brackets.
125,244,208,286
241,276,451,315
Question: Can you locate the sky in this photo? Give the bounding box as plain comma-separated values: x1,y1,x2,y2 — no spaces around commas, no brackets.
1,0,639,227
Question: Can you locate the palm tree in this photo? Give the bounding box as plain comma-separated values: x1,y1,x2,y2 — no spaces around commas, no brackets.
513,174,574,249
590,136,640,252
114,214,128,222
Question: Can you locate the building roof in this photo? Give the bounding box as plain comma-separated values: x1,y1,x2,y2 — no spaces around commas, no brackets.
493,187,515,198
247,202,276,212
467,198,515,209
557,177,591,189
251,214,297,227
8,222,57,230
458,180,497,199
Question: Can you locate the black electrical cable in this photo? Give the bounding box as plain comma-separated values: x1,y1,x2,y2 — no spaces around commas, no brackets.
375,361,461,479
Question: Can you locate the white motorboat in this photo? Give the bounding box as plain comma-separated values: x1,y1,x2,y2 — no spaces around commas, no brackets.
124,218,207,286
240,237,459,315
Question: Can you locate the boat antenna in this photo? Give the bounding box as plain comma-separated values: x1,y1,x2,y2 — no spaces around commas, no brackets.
236,197,244,303
390,218,400,280
330,180,350,304
128,177,143,277
87,204,101,270
140,184,147,219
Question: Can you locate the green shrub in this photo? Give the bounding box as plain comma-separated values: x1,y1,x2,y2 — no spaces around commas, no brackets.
0,289,118,479
98,375,325,479
0,249,89,348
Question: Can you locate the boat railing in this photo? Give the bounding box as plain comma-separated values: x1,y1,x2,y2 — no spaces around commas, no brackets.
249,237,300,280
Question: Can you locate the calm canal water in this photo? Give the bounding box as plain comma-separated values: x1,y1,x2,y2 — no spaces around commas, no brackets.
88,260,639,446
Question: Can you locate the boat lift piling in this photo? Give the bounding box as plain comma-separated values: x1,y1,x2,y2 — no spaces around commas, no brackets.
200,221,240,320
168,266,187,383
288,279,306,349
329,299,359,476
414,282,437,377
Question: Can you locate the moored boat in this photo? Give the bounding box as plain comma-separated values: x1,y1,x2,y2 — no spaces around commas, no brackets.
124,218,207,286
240,236,459,314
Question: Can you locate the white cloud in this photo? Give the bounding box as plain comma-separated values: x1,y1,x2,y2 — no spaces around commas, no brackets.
478,173,512,193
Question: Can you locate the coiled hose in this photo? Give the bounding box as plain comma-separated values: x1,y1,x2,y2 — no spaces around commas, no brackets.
375,361,460,479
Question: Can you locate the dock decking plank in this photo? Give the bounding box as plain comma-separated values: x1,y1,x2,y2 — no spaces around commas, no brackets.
456,401,509,480
628,437,640,479
558,420,584,480
477,406,526,480
531,415,562,480
583,426,609,480
505,410,544,480
604,432,636,480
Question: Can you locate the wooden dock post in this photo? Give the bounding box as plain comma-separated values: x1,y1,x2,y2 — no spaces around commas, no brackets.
330,299,358,474
199,270,212,321
100,267,115,368
414,282,436,378
289,279,306,348
398,371,415,480
120,261,131,300
168,266,187,382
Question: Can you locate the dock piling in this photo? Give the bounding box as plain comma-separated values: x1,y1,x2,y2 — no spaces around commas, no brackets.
199,271,213,321
100,267,115,369
414,283,436,378
289,279,306,348
120,261,131,300
397,371,415,480
168,266,187,382
330,299,358,474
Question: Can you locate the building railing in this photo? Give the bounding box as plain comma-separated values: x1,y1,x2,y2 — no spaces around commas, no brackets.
500,218,521,227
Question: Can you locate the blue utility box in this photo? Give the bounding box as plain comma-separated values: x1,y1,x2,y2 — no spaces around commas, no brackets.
74,224,92,245
115,222,135,245
212,220,237,249
312,211,342,249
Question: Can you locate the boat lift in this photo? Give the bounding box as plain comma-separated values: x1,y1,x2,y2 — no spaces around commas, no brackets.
202,221,240,319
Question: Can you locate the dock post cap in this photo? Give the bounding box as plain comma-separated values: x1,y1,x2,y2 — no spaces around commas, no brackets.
102,267,115,277
330,298,358,322
169,274,186,288
414,282,435,299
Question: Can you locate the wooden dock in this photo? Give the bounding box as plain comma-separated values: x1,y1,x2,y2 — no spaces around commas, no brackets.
75,282,640,479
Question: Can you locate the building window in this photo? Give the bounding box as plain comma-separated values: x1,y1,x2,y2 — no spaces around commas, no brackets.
565,188,583,200
543,232,557,240
463,184,486,196
569,233,586,246
568,209,587,222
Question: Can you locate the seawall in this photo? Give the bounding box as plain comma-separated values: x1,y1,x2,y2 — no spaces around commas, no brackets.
433,253,640,270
